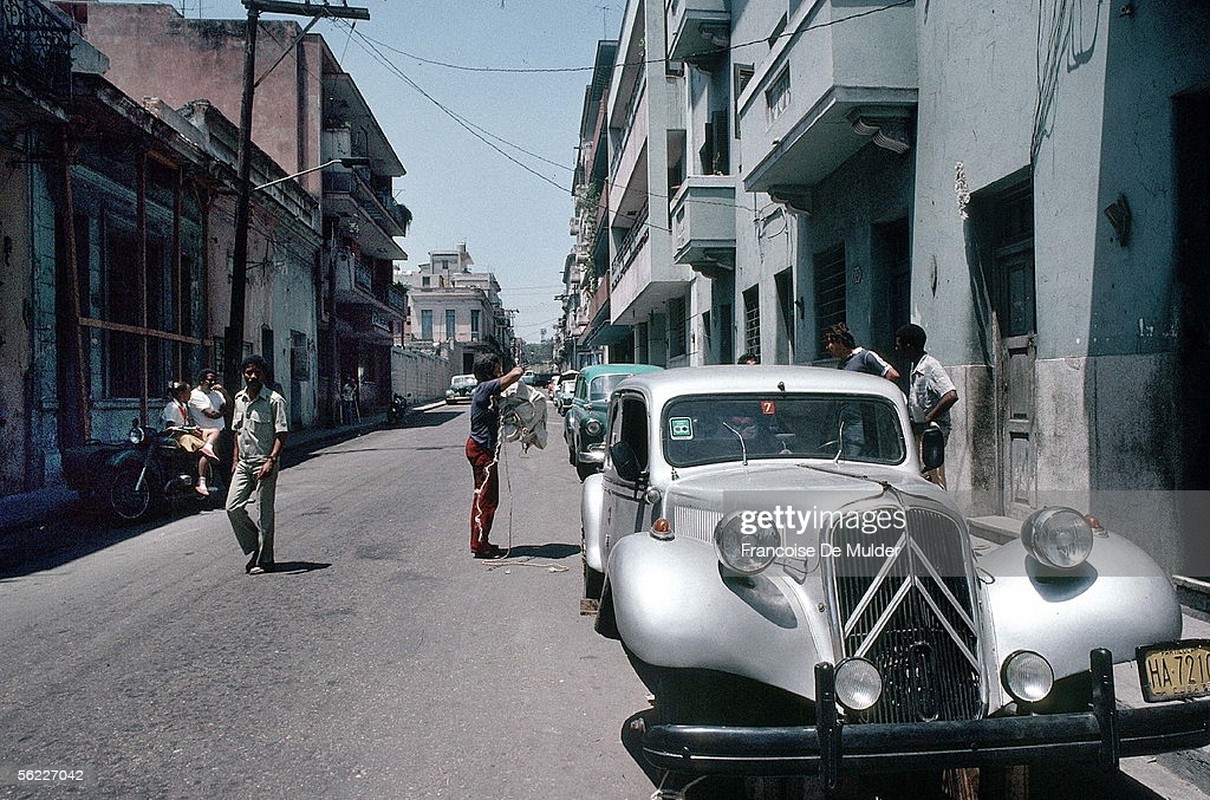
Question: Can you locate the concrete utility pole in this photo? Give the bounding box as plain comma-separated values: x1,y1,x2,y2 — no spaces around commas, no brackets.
223,0,370,391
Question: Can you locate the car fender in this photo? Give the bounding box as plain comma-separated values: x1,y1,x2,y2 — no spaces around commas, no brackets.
603,533,829,699
581,471,606,572
978,531,1182,681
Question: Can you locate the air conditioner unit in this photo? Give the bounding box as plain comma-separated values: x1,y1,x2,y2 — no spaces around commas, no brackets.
569,217,580,236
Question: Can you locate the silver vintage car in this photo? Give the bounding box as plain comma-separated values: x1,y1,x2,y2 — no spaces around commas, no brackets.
581,365,1210,790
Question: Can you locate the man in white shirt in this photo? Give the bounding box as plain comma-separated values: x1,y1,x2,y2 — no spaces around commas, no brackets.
189,369,228,493
896,324,958,488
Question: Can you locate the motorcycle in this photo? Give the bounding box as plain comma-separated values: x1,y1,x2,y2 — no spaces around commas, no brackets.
62,419,218,523
385,392,412,426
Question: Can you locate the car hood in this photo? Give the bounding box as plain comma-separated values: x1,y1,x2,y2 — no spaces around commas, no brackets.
664,461,929,513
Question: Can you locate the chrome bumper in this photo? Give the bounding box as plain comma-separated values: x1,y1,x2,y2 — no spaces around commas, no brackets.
643,651,1210,787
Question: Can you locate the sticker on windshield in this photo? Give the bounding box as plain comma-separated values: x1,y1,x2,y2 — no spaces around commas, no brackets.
760,400,776,415
669,417,694,440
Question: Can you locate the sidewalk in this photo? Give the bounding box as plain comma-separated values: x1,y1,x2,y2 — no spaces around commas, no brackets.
0,403,447,533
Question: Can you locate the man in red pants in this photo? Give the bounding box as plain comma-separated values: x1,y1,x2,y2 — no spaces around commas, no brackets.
466,354,524,558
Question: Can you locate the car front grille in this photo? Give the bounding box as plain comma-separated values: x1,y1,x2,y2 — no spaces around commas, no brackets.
671,506,722,544
827,507,981,723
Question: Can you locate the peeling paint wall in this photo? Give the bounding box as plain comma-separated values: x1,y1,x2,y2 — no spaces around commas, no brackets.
0,147,33,495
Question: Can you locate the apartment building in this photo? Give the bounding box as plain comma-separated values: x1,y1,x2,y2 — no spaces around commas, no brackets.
587,0,1210,574
81,2,412,421
401,245,515,375
0,1,322,494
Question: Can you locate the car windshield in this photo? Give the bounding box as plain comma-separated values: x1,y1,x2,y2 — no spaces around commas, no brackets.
589,373,632,401
560,380,576,392
662,393,907,467
452,375,476,388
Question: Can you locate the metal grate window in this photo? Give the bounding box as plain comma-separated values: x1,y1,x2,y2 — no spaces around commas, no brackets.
814,244,846,357
668,296,687,357
743,286,761,361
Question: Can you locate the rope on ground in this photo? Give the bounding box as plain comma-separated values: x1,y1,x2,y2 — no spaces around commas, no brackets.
482,439,569,573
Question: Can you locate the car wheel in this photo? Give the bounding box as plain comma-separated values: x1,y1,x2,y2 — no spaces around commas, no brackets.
583,559,604,601
108,462,153,522
568,439,576,465
576,462,596,481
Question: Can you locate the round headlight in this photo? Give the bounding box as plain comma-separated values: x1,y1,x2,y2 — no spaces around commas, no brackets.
1021,507,1093,569
128,426,145,445
714,510,779,575
1001,650,1054,704
585,418,602,436
835,657,882,712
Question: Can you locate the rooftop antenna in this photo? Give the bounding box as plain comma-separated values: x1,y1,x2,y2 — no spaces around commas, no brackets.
595,3,610,37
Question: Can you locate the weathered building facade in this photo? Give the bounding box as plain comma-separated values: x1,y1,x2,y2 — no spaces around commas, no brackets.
81,2,411,421
582,0,1210,574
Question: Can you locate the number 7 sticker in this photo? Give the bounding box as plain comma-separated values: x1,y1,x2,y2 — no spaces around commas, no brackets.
760,400,776,415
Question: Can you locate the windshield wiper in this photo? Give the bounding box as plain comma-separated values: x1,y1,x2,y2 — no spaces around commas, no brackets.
721,421,748,467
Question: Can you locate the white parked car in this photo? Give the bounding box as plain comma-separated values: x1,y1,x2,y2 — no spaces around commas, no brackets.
581,365,1210,792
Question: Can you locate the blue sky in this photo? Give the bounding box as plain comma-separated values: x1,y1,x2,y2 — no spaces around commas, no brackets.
162,0,621,342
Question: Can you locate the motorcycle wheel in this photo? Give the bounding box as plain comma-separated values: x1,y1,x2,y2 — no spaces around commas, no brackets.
109,462,152,522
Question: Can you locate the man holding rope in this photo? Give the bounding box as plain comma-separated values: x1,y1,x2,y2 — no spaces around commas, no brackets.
466,354,524,559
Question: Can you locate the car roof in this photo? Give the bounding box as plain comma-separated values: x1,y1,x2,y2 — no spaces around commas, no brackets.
614,365,906,406
579,363,663,380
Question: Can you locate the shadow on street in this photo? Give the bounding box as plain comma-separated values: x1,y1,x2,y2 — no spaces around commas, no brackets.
267,560,331,575
500,543,579,560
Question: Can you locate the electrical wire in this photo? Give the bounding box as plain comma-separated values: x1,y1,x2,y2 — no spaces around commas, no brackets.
348,1,913,76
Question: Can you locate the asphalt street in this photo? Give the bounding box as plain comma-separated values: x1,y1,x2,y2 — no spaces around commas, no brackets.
0,402,1205,799
0,404,655,799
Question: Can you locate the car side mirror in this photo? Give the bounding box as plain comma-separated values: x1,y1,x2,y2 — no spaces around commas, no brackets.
921,425,946,471
610,440,642,483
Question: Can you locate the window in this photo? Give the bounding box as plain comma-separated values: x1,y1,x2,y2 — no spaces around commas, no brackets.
734,64,754,139
766,67,791,126
775,268,793,362
445,309,456,341
470,309,481,342
422,276,430,287
609,394,648,472
719,303,733,364
743,285,761,361
668,296,687,358
814,244,846,357
420,309,433,340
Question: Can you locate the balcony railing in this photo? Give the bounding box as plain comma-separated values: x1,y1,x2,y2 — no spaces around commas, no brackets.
0,0,71,97
354,262,373,292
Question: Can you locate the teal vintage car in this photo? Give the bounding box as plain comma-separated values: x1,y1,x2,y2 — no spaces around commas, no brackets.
563,363,662,480
445,374,476,404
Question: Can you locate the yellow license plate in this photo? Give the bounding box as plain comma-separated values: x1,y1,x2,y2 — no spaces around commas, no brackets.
1137,640,1210,703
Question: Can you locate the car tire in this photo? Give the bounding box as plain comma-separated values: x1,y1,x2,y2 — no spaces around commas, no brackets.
583,559,604,601
108,462,153,522
576,462,596,481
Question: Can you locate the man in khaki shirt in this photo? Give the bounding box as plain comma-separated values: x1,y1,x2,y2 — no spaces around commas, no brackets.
226,354,288,574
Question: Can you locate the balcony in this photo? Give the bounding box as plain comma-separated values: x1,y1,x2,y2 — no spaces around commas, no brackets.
609,206,689,324
323,169,407,261
738,0,917,194
665,0,730,63
671,175,736,279
0,0,72,97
